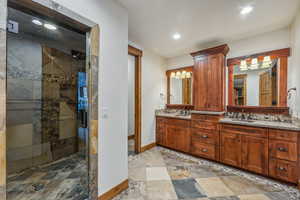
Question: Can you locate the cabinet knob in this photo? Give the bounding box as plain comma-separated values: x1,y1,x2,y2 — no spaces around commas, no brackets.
201,149,208,152
277,167,286,171
277,147,287,152
202,135,208,139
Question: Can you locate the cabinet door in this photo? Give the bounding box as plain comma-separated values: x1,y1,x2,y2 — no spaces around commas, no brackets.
207,54,224,111
193,57,208,110
165,125,190,152
156,118,165,145
221,133,242,167
242,136,268,175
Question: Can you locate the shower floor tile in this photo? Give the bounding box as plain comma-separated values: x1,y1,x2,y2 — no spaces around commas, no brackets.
7,152,88,200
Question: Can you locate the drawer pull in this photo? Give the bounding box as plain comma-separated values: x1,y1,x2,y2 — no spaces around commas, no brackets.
277,167,287,172
277,147,287,152
201,148,208,152
201,135,208,139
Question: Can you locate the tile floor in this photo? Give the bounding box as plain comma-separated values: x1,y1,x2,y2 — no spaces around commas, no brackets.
128,139,136,156
116,146,300,200
6,152,88,200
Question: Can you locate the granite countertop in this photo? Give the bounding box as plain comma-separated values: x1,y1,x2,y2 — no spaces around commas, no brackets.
220,118,300,131
190,111,225,115
156,112,191,120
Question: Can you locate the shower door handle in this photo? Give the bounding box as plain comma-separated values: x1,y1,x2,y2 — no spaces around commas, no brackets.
81,110,88,128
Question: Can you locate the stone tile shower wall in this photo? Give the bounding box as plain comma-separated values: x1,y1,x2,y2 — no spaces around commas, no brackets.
6,33,85,174
0,0,7,199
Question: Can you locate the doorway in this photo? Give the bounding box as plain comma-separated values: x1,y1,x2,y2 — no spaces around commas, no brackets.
6,7,88,200
1,0,100,199
128,45,142,154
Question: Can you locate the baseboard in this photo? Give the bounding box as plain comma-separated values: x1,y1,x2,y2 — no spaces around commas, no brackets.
98,179,128,200
128,135,135,140
141,142,156,152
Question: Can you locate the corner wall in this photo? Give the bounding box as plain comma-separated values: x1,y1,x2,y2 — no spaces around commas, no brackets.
53,0,129,196
290,8,300,118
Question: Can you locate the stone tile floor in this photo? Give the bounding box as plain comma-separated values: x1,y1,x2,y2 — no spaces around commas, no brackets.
115,146,300,200
7,152,88,200
128,139,136,156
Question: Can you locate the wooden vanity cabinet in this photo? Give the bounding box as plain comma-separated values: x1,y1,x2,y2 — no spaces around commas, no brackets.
156,117,191,153
191,45,229,112
190,114,222,161
268,129,299,184
220,124,269,175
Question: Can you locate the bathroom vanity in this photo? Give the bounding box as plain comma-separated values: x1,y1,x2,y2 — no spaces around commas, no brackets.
158,45,300,187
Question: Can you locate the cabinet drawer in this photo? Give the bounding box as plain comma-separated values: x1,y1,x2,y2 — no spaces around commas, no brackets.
191,114,221,122
269,129,298,142
269,159,298,183
269,140,297,162
166,118,190,127
221,124,267,138
192,120,217,131
192,129,219,145
190,141,218,160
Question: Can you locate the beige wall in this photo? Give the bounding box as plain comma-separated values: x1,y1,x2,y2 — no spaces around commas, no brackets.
289,8,300,118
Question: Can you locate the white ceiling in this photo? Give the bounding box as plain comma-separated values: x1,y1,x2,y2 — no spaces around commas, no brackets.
117,0,300,58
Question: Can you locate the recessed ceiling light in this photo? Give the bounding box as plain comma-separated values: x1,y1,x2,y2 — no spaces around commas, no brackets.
240,6,253,15
173,33,181,40
44,23,57,30
32,19,43,26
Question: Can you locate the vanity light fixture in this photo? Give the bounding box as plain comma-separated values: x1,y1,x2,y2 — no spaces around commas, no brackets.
175,71,181,79
240,60,248,71
170,72,176,78
181,70,187,79
240,6,253,15
44,23,57,30
32,19,43,26
250,58,259,70
186,72,191,79
262,56,272,68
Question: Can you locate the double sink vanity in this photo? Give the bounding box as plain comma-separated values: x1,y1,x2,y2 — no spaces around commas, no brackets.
157,44,300,188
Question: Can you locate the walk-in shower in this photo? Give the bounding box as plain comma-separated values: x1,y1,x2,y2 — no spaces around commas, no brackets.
6,7,89,199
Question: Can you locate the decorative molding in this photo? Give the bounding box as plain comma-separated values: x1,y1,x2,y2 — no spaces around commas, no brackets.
190,44,229,58
128,45,142,153
227,106,290,115
227,48,291,66
128,45,143,57
141,142,156,152
98,179,129,200
128,135,135,140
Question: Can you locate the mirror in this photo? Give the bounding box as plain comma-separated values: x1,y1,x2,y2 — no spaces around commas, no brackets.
170,76,193,104
233,61,278,106
167,67,193,105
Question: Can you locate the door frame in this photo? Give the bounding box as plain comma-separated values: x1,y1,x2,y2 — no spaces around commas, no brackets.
1,0,99,199
128,45,142,153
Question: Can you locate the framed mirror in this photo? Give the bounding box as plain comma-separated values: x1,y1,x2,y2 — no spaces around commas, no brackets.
166,66,194,109
227,48,290,114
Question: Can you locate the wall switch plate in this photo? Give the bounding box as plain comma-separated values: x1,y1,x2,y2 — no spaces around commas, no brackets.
7,20,19,33
101,107,109,119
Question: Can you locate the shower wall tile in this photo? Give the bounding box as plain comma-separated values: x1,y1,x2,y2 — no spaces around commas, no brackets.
7,79,35,100
90,25,99,57
89,25,99,200
0,7,6,198
91,55,99,120
0,0,7,30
